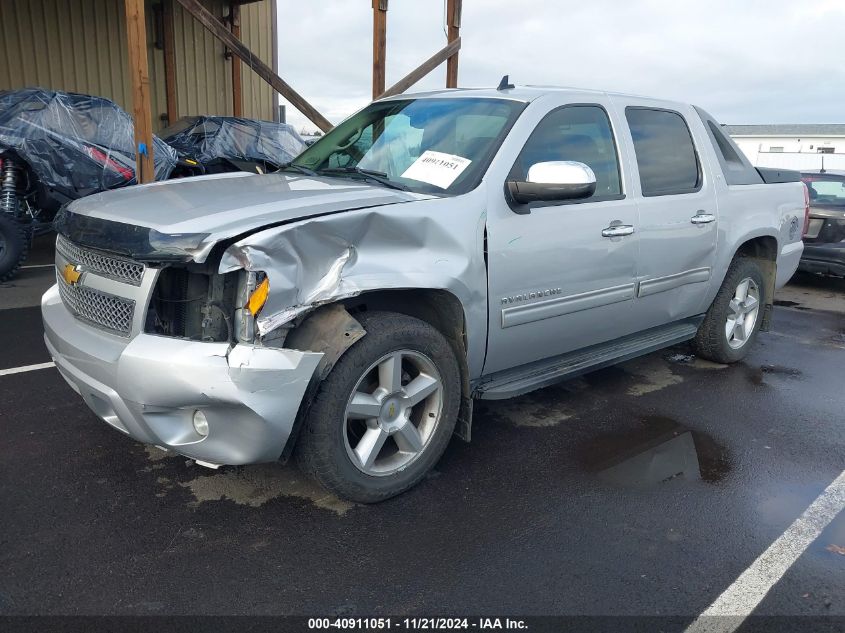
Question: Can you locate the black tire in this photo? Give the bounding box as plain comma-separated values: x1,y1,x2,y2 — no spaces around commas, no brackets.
296,311,461,503
0,214,29,283
692,257,766,364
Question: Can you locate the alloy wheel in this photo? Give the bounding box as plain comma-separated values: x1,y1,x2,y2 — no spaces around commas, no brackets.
343,349,443,477
725,277,760,349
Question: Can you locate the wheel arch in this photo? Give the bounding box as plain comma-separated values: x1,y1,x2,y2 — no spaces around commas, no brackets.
735,234,778,261
279,288,473,462
733,233,778,331
341,288,472,441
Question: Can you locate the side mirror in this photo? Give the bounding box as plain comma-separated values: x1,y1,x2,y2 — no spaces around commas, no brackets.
507,161,597,205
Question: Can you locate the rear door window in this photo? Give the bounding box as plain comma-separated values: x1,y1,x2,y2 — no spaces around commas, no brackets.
625,107,701,196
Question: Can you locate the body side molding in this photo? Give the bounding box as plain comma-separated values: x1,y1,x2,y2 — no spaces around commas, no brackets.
637,267,711,298
501,282,636,328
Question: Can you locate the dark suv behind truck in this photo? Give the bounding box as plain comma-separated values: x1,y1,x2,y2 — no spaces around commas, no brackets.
800,170,845,276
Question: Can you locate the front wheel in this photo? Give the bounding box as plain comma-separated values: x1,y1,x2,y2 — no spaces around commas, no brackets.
692,257,766,364
296,311,461,503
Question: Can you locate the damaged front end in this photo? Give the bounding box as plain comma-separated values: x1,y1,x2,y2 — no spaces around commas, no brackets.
42,224,326,466
144,264,261,344
44,190,487,465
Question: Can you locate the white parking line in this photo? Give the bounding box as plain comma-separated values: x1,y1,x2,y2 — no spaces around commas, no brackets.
0,361,56,376
685,470,845,633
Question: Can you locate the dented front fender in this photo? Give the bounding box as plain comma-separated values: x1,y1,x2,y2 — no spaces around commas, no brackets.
218,193,489,378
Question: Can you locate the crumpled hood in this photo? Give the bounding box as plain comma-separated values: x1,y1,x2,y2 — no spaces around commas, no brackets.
59,171,432,261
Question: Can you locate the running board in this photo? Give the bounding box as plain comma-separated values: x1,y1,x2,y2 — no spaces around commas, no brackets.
474,319,701,400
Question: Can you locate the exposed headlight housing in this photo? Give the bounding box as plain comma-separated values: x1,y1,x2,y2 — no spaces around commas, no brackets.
245,276,270,316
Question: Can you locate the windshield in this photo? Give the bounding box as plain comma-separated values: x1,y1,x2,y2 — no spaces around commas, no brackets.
802,174,845,207
292,97,524,194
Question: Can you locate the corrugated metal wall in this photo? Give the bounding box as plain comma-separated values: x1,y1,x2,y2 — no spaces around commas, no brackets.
0,0,276,130
240,0,274,121
2,0,136,110
171,0,231,119
171,0,274,122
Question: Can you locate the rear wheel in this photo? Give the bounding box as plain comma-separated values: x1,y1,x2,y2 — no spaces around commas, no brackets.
296,311,460,503
0,214,29,282
693,257,766,364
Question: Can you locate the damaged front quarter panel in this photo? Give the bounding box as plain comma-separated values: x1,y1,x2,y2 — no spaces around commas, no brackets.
219,221,363,335
217,194,489,379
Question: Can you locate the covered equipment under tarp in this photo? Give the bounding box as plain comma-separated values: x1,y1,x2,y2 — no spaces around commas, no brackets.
162,115,306,172
0,88,177,200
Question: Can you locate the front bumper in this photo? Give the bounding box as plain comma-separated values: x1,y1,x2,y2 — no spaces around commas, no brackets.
798,242,845,277
42,284,322,465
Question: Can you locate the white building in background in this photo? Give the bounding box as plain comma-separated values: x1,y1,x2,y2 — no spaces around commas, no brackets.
726,124,845,171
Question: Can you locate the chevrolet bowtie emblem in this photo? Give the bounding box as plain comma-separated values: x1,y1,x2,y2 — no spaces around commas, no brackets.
62,263,83,286
388,403,396,417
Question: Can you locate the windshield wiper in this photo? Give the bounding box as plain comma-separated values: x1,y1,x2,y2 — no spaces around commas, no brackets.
317,166,409,191
277,163,318,176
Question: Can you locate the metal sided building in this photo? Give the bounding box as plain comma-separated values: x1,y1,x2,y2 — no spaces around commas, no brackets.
726,124,845,171
0,0,278,131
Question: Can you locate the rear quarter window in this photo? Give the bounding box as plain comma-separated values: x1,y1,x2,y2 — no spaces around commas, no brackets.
694,106,763,186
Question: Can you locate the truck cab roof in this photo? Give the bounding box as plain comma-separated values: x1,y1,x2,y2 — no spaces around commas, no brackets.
379,84,688,111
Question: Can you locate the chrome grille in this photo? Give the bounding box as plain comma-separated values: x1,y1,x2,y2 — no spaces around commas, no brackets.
58,277,136,337
56,235,145,286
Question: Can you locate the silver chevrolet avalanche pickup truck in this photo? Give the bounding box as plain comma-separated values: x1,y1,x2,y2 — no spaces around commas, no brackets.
43,85,807,502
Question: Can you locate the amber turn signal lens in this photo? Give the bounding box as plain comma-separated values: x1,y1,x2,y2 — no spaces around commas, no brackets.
246,277,270,316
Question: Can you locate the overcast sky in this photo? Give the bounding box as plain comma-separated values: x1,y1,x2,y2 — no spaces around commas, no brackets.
271,0,844,134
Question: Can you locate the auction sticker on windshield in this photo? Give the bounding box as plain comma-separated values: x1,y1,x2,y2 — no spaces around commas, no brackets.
401,150,472,189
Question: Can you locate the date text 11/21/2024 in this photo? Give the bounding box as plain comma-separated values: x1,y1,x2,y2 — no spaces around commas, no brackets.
307,617,528,630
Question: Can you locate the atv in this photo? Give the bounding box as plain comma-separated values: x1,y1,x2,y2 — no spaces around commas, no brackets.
0,88,178,281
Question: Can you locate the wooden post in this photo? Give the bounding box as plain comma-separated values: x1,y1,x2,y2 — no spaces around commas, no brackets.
271,0,280,121
124,0,155,183
175,0,333,132
378,37,461,100
230,2,242,117
445,0,461,88
372,0,388,100
162,0,178,126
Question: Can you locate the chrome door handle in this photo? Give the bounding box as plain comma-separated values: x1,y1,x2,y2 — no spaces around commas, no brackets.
601,224,635,237
691,212,716,224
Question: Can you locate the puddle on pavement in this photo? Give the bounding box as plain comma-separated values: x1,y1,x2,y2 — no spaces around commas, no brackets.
177,464,355,516
829,330,845,348
479,379,586,428
665,352,728,371
140,446,354,515
587,356,684,397
143,445,172,462
624,361,683,396
741,362,804,386
578,416,731,488
760,364,803,378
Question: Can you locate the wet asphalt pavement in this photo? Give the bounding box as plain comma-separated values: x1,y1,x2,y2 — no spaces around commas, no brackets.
0,242,843,622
